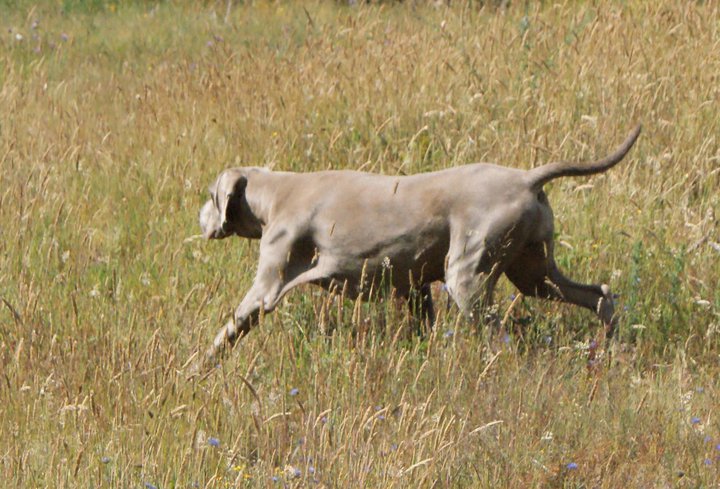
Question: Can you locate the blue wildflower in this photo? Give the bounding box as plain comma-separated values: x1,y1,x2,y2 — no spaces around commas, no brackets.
704,458,713,466
144,483,158,489
209,437,220,447
444,329,454,338
691,417,702,425
271,475,279,482
293,467,302,478
566,462,578,470
308,466,315,474
290,387,299,396
101,456,111,464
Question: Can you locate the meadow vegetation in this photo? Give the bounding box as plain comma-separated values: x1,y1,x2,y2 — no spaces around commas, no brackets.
1,0,719,486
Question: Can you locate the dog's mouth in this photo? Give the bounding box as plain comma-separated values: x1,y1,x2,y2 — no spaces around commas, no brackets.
199,200,226,239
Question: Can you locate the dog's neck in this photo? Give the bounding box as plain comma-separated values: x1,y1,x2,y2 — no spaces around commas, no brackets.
241,168,277,238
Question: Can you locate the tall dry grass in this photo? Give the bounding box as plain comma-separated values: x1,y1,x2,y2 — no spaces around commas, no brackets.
1,1,719,487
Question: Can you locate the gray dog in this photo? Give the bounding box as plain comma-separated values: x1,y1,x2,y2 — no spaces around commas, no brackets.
200,125,641,359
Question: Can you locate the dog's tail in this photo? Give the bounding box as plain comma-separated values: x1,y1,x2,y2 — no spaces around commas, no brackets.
527,124,641,191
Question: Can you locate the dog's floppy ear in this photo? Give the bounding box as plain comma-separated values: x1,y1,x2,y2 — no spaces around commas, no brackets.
210,169,247,233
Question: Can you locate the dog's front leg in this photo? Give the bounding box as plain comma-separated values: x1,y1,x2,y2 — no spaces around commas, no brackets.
205,235,326,363
205,282,275,360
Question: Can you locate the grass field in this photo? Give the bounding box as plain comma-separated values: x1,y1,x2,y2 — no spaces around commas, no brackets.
1,0,719,487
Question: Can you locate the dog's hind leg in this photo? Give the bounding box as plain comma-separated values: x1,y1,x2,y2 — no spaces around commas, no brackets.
444,242,503,327
408,283,435,335
504,240,616,339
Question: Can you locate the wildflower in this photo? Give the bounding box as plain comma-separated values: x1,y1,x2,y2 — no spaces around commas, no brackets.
308,466,315,474
566,462,578,470
704,458,712,466
716,444,720,451
443,330,454,338
101,456,111,464
144,484,158,489
209,437,220,447
271,475,279,482
696,387,705,393
691,417,702,425
704,435,712,443
293,468,302,478
503,334,511,344
290,387,299,396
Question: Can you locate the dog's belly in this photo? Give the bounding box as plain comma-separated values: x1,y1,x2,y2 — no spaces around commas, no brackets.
316,229,449,298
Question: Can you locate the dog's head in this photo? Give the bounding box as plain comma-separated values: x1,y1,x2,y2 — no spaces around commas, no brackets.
200,168,255,240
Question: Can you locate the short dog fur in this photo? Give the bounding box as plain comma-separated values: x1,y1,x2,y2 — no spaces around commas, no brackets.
200,125,641,359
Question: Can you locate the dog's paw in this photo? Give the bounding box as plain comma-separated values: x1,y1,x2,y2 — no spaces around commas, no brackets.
598,284,617,339
184,348,223,381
